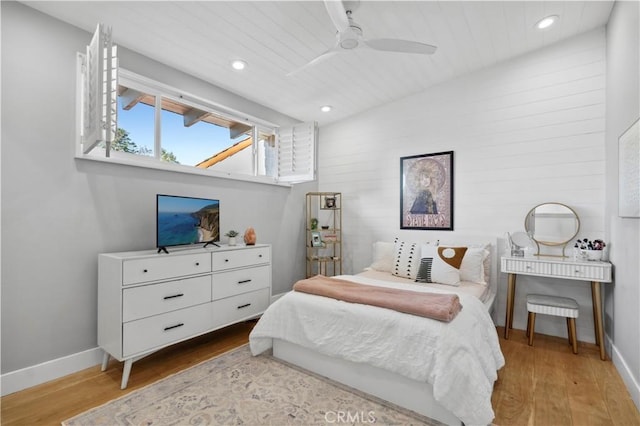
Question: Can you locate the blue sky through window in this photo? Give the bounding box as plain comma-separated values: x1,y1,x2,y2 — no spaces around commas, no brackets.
118,99,244,166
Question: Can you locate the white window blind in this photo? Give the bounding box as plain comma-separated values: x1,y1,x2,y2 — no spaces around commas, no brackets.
277,122,317,183
81,24,117,155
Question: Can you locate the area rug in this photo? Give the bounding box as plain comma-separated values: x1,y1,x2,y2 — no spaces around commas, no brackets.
63,344,440,425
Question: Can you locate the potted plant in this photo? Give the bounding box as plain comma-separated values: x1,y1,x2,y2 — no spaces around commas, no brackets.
225,230,239,246
575,238,606,261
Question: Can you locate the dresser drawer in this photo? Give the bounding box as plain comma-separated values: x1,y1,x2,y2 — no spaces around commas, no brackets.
123,303,211,357
122,276,212,322
212,265,270,300
211,246,270,271
123,253,211,285
212,287,270,327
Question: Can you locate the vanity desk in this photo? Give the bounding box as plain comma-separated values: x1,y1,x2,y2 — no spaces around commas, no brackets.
501,255,612,360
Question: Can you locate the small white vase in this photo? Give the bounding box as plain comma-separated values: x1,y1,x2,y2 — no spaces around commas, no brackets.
581,249,602,261
228,237,236,246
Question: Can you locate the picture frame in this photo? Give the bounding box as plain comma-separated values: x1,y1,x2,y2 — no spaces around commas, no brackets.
310,231,323,247
619,118,639,218
400,151,454,230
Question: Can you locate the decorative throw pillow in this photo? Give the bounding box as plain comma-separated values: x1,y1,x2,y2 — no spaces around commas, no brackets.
459,247,489,284
392,240,420,279
369,241,395,272
416,244,466,286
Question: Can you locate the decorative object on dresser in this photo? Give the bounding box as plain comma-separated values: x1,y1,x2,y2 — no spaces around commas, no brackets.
400,151,454,231
243,227,256,245
306,192,342,277
524,202,580,257
225,230,239,246
98,244,272,389
501,255,611,360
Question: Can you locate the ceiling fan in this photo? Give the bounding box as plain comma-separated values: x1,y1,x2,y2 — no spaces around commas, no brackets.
287,0,437,76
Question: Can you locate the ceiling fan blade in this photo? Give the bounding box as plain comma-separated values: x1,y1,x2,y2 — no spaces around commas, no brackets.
286,47,340,77
364,38,437,55
324,0,349,33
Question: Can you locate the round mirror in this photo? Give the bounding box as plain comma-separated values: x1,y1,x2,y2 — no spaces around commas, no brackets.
525,203,580,256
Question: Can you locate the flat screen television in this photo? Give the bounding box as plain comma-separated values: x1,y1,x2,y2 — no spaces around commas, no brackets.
156,194,220,249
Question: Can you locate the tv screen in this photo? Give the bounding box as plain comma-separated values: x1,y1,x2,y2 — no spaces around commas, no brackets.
156,194,220,248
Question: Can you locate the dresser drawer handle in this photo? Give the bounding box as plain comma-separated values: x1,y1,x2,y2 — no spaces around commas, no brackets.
237,303,251,309
164,323,184,331
163,293,184,300
225,259,229,263
195,262,200,266
238,279,252,284
143,269,148,273
258,254,263,258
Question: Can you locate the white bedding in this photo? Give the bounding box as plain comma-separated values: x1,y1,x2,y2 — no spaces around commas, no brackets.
249,274,505,426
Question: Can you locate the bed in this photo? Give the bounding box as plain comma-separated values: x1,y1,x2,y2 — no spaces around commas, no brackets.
249,239,505,426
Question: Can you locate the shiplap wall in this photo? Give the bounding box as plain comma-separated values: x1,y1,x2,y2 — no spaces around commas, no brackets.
318,28,606,342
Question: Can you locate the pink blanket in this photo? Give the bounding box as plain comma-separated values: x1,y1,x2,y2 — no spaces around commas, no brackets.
293,275,462,322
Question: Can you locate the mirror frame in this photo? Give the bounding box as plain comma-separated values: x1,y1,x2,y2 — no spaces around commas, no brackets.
524,202,580,257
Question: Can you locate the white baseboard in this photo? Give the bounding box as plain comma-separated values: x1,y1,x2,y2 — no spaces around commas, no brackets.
1,347,103,397
608,335,640,412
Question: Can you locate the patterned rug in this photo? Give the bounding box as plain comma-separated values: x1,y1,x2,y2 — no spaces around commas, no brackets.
63,344,439,425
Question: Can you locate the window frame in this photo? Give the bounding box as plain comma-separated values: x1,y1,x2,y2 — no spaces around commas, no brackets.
76,25,317,186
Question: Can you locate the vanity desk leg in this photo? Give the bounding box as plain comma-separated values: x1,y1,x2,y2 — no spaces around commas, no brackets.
504,273,516,339
591,281,607,360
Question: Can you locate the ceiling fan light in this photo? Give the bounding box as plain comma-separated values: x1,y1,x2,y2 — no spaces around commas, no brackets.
321,105,332,112
340,38,358,49
535,15,558,30
231,59,247,70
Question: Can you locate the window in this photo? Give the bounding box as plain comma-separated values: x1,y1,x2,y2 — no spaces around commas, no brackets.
78,24,316,185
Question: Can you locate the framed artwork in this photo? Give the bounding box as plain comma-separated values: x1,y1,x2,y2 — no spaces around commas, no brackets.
310,231,323,247
619,118,640,217
400,151,454,230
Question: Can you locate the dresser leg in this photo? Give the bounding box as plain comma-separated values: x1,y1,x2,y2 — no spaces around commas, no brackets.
101,351,110,371
121,359,133,389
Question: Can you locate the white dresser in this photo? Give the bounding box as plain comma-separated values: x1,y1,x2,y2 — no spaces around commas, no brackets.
501,255,612,360
98,244,271,388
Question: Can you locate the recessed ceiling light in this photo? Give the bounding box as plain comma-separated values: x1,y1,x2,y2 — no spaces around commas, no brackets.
231,59,247,70
321,105,332,112
535,15,558,30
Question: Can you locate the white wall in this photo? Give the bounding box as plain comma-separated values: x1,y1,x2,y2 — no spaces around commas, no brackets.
320,28,607,345
0,1,315,380
605,0,640,410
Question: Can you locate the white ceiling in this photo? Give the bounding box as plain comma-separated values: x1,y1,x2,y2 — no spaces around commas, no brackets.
22,1,614,125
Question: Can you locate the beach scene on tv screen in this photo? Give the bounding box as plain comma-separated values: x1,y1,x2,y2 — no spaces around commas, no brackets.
158,196,220,247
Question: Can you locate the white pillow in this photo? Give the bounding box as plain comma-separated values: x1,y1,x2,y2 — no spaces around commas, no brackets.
416,244,464,286
459,247,489,285
369,241,395,272
392,240,420,279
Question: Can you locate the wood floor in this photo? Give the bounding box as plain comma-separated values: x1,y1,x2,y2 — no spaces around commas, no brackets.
2,322,638,425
